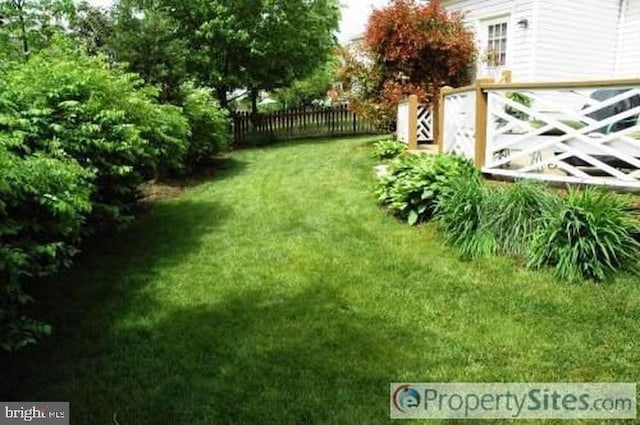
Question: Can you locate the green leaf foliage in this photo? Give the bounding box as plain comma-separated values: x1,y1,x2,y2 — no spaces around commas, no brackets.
485,181,555,256
371,139,407,161
376,153,479,225
0,42,190,224
180,83,230,169
436,175,497,259
527,188,640,282
0,145,92,351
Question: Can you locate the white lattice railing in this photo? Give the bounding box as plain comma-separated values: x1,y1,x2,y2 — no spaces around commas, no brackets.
483,84,640,189
417,106,433,142
442,88,476,161
396,96,434,147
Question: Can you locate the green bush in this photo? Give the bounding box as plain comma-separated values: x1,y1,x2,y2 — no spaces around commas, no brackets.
436,175,496,258
0,43,190,225
486,181,556,256
180,83,230,169
372,139,406,161
527,188,640,282
133,101,191,178
0,145,93,351
376,153,478,225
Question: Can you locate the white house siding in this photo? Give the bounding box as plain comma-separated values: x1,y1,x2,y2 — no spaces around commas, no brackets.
534,0,619,81
443,0,536,82
617,0,640,77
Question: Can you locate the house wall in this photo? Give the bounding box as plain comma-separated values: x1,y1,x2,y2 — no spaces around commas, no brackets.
617,0,640,77
533,0,619,81
443,0,536,82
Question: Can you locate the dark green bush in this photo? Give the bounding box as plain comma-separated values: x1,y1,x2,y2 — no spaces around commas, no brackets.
0,43,190,224
527,188,640,282
376,153,479,225
180,83,230,169
0,145,93,351
436,175,496,258
0,42,199,351
372,139,407,161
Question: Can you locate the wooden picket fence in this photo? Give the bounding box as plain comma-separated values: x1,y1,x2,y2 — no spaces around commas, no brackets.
232,104,379,146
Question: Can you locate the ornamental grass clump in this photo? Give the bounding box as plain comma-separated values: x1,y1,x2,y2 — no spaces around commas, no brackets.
436,175,496,258
527,188,640,282
486,181,557,256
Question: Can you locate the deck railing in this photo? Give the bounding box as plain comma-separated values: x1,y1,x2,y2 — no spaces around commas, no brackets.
433,75,640,189
396,95,435,149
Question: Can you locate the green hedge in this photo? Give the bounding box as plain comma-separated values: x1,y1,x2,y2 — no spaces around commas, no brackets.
0,43,231,351
0,146,93,351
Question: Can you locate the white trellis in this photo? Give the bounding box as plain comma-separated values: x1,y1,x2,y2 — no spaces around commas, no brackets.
483,85,640,189
417,106,433,142
396,95,434,148
442,89,476,161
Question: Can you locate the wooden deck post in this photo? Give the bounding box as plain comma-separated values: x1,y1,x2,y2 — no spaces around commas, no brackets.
432,96,440,151
437,87,451,154
474,78,494,168
408,94,418,150
500,70,512,83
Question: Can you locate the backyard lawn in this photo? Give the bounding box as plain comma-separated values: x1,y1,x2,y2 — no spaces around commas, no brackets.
2,136,640,424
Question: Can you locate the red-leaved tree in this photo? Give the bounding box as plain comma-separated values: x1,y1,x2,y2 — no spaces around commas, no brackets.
338,0,476,127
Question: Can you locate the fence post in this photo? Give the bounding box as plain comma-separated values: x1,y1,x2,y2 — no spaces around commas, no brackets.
437,87,451,154
500,70,512,83
408,94,418,150
474,78,494,168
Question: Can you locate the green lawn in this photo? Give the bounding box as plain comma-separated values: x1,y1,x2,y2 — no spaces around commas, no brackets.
2,136,640,424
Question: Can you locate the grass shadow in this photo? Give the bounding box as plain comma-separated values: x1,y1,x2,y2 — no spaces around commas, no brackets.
1,199,232,400
24,286,427,424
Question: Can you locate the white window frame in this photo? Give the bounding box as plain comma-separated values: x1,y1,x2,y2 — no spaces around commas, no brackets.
478,15,512,76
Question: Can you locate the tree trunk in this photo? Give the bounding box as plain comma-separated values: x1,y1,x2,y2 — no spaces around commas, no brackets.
216,86,229,110
250,89,259,115
14,0,29,59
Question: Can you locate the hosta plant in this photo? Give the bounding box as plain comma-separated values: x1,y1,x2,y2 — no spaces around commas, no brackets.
376,153,478,225
372,139,407,161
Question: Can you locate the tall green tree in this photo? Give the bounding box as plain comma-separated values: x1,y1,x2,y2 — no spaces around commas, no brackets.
110,0,188,103
272,48,340,108
67,1,114,57
123,0,340,110
0,0,75,60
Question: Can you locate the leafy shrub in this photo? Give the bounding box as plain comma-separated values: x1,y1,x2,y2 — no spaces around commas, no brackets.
436,175,496,258
376,153,478,225
0,145,93,351
486,181,556,256
180,83,230,168
133,102,191,178
372,139,407,161
0,43,190,224
527,188,640,282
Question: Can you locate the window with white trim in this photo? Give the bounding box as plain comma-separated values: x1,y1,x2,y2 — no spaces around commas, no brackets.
486,21,508,67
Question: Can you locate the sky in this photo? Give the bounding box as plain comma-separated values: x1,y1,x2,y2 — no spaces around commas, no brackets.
87,0,390,44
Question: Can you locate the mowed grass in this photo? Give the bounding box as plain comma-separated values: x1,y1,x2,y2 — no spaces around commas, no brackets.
2,136,640,424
